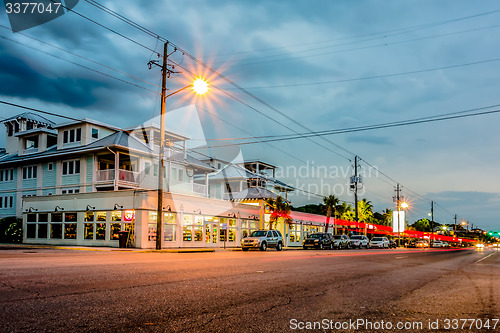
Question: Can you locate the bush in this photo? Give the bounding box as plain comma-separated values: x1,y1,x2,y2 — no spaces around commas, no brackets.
0,217,23,243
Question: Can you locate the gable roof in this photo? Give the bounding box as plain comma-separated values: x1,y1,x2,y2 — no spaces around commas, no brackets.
2,112,55,126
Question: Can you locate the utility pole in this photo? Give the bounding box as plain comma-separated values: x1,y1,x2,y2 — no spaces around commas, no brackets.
454,214,457,234
396,183,401,247
354,155,359,223
430,201,434,247
149,41,177,251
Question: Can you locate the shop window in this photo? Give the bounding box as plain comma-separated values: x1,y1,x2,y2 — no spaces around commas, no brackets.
163,213,176,242
148,223,157,241
96,211,106,222
51,224,62,239
228,228,236,242
111,211,121,222
164,224,176,242
95,223,106,240
38,223,48,238
27,213,36,222
85,212,94,222
194,226,203,241
64,223,77,239
26,223,36,238
84,223,94,239
110,223,121,240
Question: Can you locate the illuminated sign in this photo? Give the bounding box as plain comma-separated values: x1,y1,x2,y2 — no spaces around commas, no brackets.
392,211,405,233
124,210,135,221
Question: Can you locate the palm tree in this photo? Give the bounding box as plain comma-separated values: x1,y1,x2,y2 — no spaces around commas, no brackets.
265,196,291,230
357,199,374,222
323,195,340,233
337,202,354,221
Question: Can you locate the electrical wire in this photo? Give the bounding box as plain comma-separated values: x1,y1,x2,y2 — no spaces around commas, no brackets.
0,34,160,95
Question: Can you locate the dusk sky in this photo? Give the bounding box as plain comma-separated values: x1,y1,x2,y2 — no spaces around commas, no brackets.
1,0,499,231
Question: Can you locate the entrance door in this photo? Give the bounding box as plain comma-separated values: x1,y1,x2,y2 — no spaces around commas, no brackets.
205,222,219,245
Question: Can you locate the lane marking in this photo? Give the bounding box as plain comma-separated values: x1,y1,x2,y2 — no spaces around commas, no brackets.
474,252,496,264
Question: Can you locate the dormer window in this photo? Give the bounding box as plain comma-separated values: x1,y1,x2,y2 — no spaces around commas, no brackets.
63,128,82,144
91,128,98,139
25,136,38,150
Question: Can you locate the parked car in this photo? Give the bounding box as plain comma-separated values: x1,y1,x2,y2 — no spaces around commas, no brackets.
303,233,334,250
241,230,283,251
332,234,350,249
415,240,429,248
369,237,390,249
431,240,444,248
388,239,397,249
349,235,369,248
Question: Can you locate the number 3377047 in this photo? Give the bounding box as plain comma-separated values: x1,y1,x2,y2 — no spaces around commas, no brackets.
5,2,62,14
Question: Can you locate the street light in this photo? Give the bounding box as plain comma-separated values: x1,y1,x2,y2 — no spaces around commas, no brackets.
155,77,209,250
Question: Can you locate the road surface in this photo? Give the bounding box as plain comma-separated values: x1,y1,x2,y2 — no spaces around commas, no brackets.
0,247,498,332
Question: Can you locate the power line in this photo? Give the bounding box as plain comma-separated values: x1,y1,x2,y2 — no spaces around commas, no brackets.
0,34,160,95
186,105,500,148
207,8,500,59
0,24,162,90
222,23,500,68
240,56,500,90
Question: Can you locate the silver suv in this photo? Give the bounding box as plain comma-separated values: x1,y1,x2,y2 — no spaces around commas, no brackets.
241,230,283,251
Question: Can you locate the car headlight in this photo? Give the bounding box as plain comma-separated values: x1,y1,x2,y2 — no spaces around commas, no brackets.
314,239,319,242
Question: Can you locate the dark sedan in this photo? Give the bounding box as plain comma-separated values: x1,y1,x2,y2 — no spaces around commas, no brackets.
303,233,334,250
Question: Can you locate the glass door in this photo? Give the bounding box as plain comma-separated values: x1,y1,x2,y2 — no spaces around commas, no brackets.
204,222,219,245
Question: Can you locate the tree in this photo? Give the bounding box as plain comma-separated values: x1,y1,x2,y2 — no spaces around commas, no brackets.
357,199,374,222
409,218,431,232
265,196,292,230
337,202,354,221
323,195,340,233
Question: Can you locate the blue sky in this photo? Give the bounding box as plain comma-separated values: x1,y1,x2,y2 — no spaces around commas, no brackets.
1,0,499,231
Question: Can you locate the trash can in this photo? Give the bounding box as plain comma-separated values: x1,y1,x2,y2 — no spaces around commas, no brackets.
118,231,129,248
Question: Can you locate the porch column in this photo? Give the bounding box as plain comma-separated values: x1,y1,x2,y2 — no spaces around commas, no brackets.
114,151,119,191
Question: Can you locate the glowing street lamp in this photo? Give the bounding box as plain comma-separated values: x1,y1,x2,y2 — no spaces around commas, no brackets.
193,78,209,95
401,202,409,209
154,71,210,250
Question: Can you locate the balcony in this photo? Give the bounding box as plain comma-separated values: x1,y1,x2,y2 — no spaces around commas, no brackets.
96,169,139,184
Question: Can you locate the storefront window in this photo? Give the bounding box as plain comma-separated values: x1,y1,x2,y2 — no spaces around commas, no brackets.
26,223,36,238
38,223,48,239
148,211,157,241
194,226,203,241
110,223,121,240
96,223,106,240
96,211,106,222
50,213,63,239
84,223,94,240
148,224,157,241
85,211,94,222
163,213,176,242
64,223,77,239
111,211,121,222
228,228,236,242
37,213,48,239
51,224,62,239
63,213,77,240
27,213,36,222
183,214,193,242
164,224,175,241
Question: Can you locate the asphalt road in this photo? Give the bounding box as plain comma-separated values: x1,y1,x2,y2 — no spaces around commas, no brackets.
0,247,498,332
